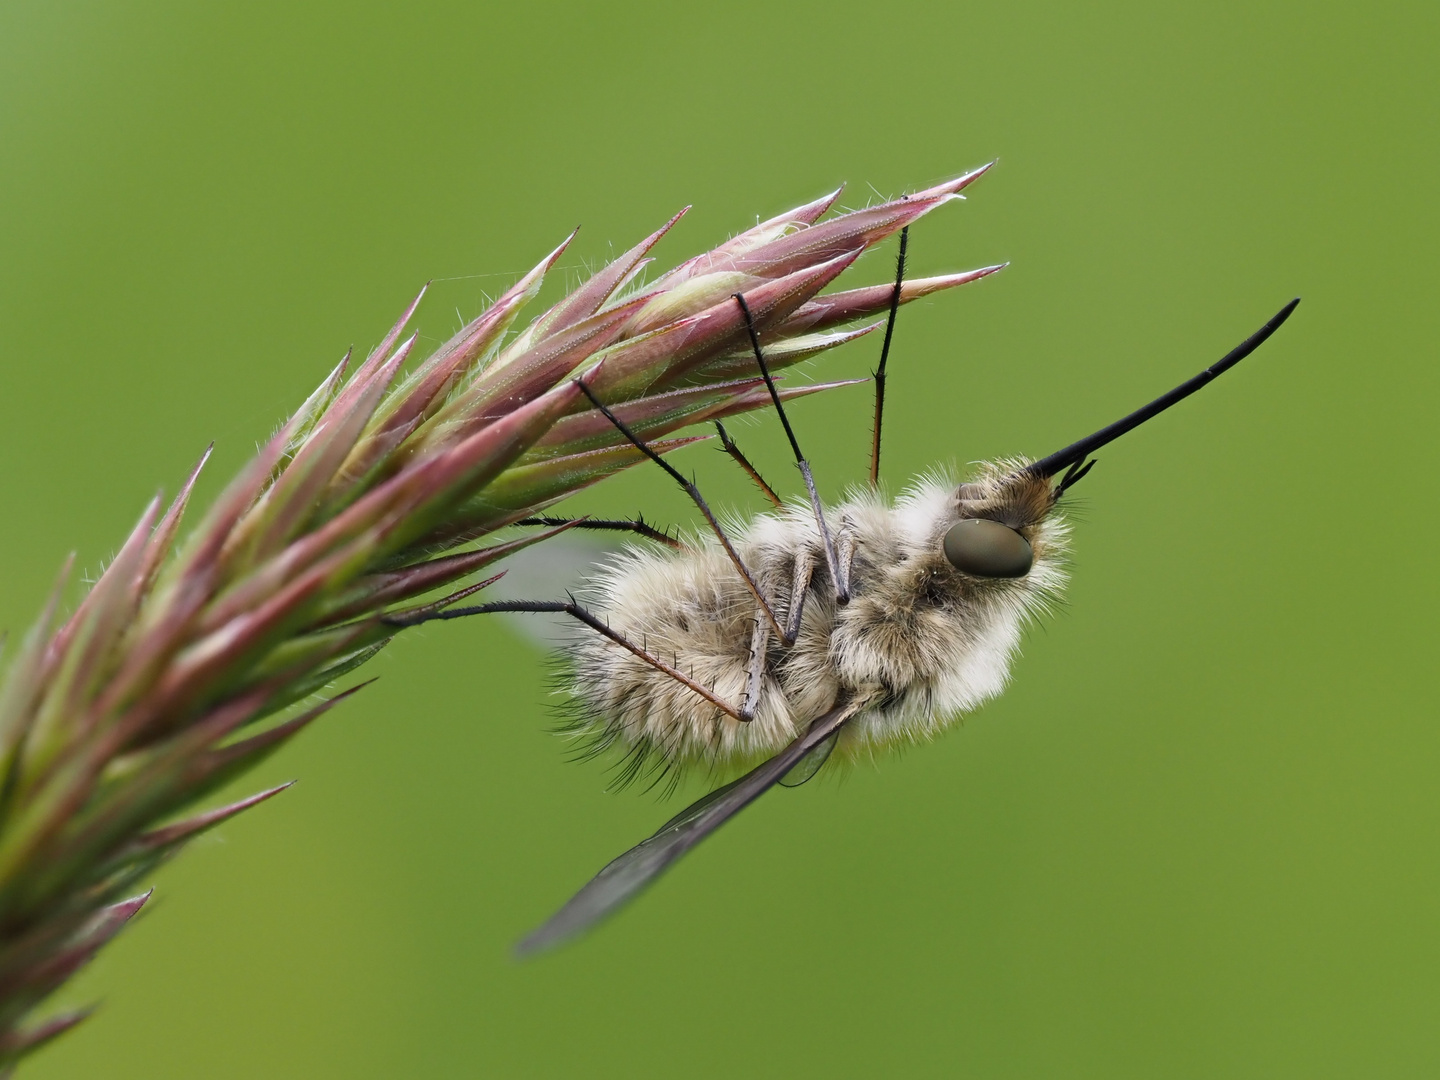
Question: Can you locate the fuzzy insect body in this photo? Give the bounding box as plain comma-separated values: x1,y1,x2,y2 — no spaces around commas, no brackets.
571,465,1068,779
492,284,1297,954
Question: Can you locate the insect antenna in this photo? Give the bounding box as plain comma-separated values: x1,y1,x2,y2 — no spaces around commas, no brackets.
869,226,909,488
713,421,783,508
732,293,849,603
573,377,788,641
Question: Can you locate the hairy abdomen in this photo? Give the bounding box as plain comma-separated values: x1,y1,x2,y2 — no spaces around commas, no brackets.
569,530,837,773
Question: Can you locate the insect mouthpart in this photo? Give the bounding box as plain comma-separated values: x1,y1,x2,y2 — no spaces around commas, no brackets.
942,518,1034,578
1025,298,1300,486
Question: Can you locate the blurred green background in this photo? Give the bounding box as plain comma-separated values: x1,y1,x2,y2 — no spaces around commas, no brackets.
3,0,1436,1076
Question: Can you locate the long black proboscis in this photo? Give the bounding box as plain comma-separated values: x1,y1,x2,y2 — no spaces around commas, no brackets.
1027,298,1300,479
515,697,857,956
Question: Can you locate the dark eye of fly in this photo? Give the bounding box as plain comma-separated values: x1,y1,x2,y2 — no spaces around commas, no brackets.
942,518,1034,578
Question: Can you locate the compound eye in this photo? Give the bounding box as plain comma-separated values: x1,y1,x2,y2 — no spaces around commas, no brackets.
943,519,1034,578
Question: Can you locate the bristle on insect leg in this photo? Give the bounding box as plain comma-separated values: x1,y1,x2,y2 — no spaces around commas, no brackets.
714,422,783,508
517,515,689,551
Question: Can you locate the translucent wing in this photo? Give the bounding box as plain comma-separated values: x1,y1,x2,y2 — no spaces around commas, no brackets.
778,727,839,788
485,531,627,649
516,697,858,955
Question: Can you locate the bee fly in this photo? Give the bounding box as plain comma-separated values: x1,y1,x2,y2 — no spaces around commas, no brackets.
395,219,1299,954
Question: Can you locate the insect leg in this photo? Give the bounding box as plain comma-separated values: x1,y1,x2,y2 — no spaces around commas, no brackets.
713,422,783,508
573,379,787,641
834,528,857,597
739,611,768,722
868,226,910,488
516,515,688,551
740,550,814,719
781,550,814,647
732,293,850,603
384,599,743,721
